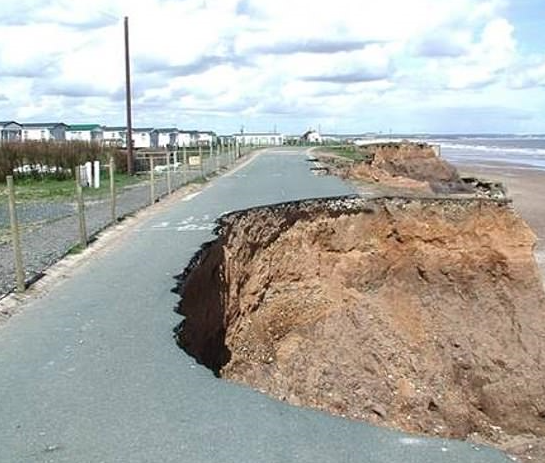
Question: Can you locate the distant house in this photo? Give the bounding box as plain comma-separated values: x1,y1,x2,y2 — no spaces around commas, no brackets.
103,127,155,149
103,126,127,147
132,128,154,149
152,128,178,148
234,132,284,146
196,131,216,146
301,129,322,144
21,123,68,141
217,135,235,146
0,121,22,143
177,131,193,147
66,124,103,143
177,130,200,147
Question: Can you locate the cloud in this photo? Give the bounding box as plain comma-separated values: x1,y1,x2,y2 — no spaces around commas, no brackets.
248,39,382,56
38,82,115,98
413,30,472,58
0,0,541,133
0,59,58,78
136,54,250,77
303,70,389,84
509,59,545,89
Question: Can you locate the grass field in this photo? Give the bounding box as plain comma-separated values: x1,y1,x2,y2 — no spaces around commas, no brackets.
0,173,143,203
322,145,371,162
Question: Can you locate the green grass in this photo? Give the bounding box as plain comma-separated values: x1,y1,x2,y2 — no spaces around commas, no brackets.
324,146,371,162
0,173,142,203
67,243,86,255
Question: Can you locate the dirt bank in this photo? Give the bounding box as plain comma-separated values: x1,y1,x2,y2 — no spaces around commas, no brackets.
457,164,545,276
317,142,489,196
175,196,545,461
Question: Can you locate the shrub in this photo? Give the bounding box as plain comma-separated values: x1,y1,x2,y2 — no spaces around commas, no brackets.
0,141,127,182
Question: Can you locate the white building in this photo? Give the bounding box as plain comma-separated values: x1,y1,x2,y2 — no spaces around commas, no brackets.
234,132,284,146
102,127,153,149
197,131,216,146
66,124,103,143
302,129,322,144
132,128,154,149
152,128,178,148
177,131,196,147
103,126,126,147
0,121,22,143
21,123,67,141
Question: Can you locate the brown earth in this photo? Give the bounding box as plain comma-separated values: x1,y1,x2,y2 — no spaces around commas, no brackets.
457,164,545,274
175,196,545,462
316,142,477,195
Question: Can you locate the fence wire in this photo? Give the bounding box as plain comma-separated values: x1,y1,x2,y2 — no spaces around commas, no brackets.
0,145,249,298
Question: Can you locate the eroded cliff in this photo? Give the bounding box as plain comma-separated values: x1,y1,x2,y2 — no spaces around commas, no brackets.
174,196,545,460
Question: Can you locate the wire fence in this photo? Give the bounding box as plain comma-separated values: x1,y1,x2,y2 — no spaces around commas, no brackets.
0,142,251,299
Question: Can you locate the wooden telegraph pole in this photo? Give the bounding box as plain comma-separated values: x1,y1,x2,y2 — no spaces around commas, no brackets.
124,16,134,175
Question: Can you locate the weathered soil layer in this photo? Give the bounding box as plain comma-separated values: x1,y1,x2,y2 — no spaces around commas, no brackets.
174,196,545,459
317,142,504,197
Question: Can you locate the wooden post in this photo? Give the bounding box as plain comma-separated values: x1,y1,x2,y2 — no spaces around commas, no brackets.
199,145,204,178
6,176,25,293
182,146,187,184
149,155,155,204
166,151,172,195
124,16,134,175
109,154,116,224
74,168,88,248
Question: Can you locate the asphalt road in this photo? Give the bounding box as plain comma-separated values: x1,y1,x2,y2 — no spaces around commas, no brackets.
0,148,512,463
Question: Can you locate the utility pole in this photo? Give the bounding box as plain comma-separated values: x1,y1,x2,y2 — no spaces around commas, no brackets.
124,16,134,175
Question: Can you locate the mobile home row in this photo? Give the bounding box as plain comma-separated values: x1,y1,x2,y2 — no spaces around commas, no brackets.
0,122,217,148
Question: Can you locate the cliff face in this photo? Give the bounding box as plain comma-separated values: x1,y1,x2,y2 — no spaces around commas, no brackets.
321,142,472,194
175,196,545,455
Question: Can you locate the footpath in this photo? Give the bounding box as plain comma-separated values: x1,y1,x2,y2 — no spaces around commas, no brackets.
0,148,511,463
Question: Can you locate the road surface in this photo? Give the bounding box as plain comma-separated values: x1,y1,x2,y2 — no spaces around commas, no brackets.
0,147,511,463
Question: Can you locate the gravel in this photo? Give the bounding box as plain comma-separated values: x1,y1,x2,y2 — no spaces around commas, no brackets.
0,153,232,298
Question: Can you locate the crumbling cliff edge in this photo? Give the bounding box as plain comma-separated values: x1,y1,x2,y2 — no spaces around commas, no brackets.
174,195,545,461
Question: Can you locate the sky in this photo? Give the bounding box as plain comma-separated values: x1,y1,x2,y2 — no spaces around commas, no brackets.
0,0,543,134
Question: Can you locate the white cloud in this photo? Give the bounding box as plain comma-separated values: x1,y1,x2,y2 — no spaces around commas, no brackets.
0,0,541,133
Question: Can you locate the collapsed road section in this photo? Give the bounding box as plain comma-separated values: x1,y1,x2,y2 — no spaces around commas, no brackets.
174,195,545,460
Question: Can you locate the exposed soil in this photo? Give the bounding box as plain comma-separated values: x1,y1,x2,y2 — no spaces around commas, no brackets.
316,142,505,197
175,196,545,462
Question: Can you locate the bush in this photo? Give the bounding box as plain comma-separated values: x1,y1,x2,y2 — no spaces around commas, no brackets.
0,141,127,182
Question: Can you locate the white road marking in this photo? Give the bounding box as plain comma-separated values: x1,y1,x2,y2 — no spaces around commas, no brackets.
177,224,215,231
140,214,216,232
182,192,201,202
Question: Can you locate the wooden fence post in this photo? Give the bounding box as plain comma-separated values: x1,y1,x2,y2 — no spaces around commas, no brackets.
199,145,204,178
182,146,187,184
149,155,155,204
74,168,88,248
109,155,116,224
6,176,25,293
166,151,172,195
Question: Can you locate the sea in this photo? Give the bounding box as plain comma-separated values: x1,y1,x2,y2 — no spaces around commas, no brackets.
344,134,545,171
412,135,545,171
